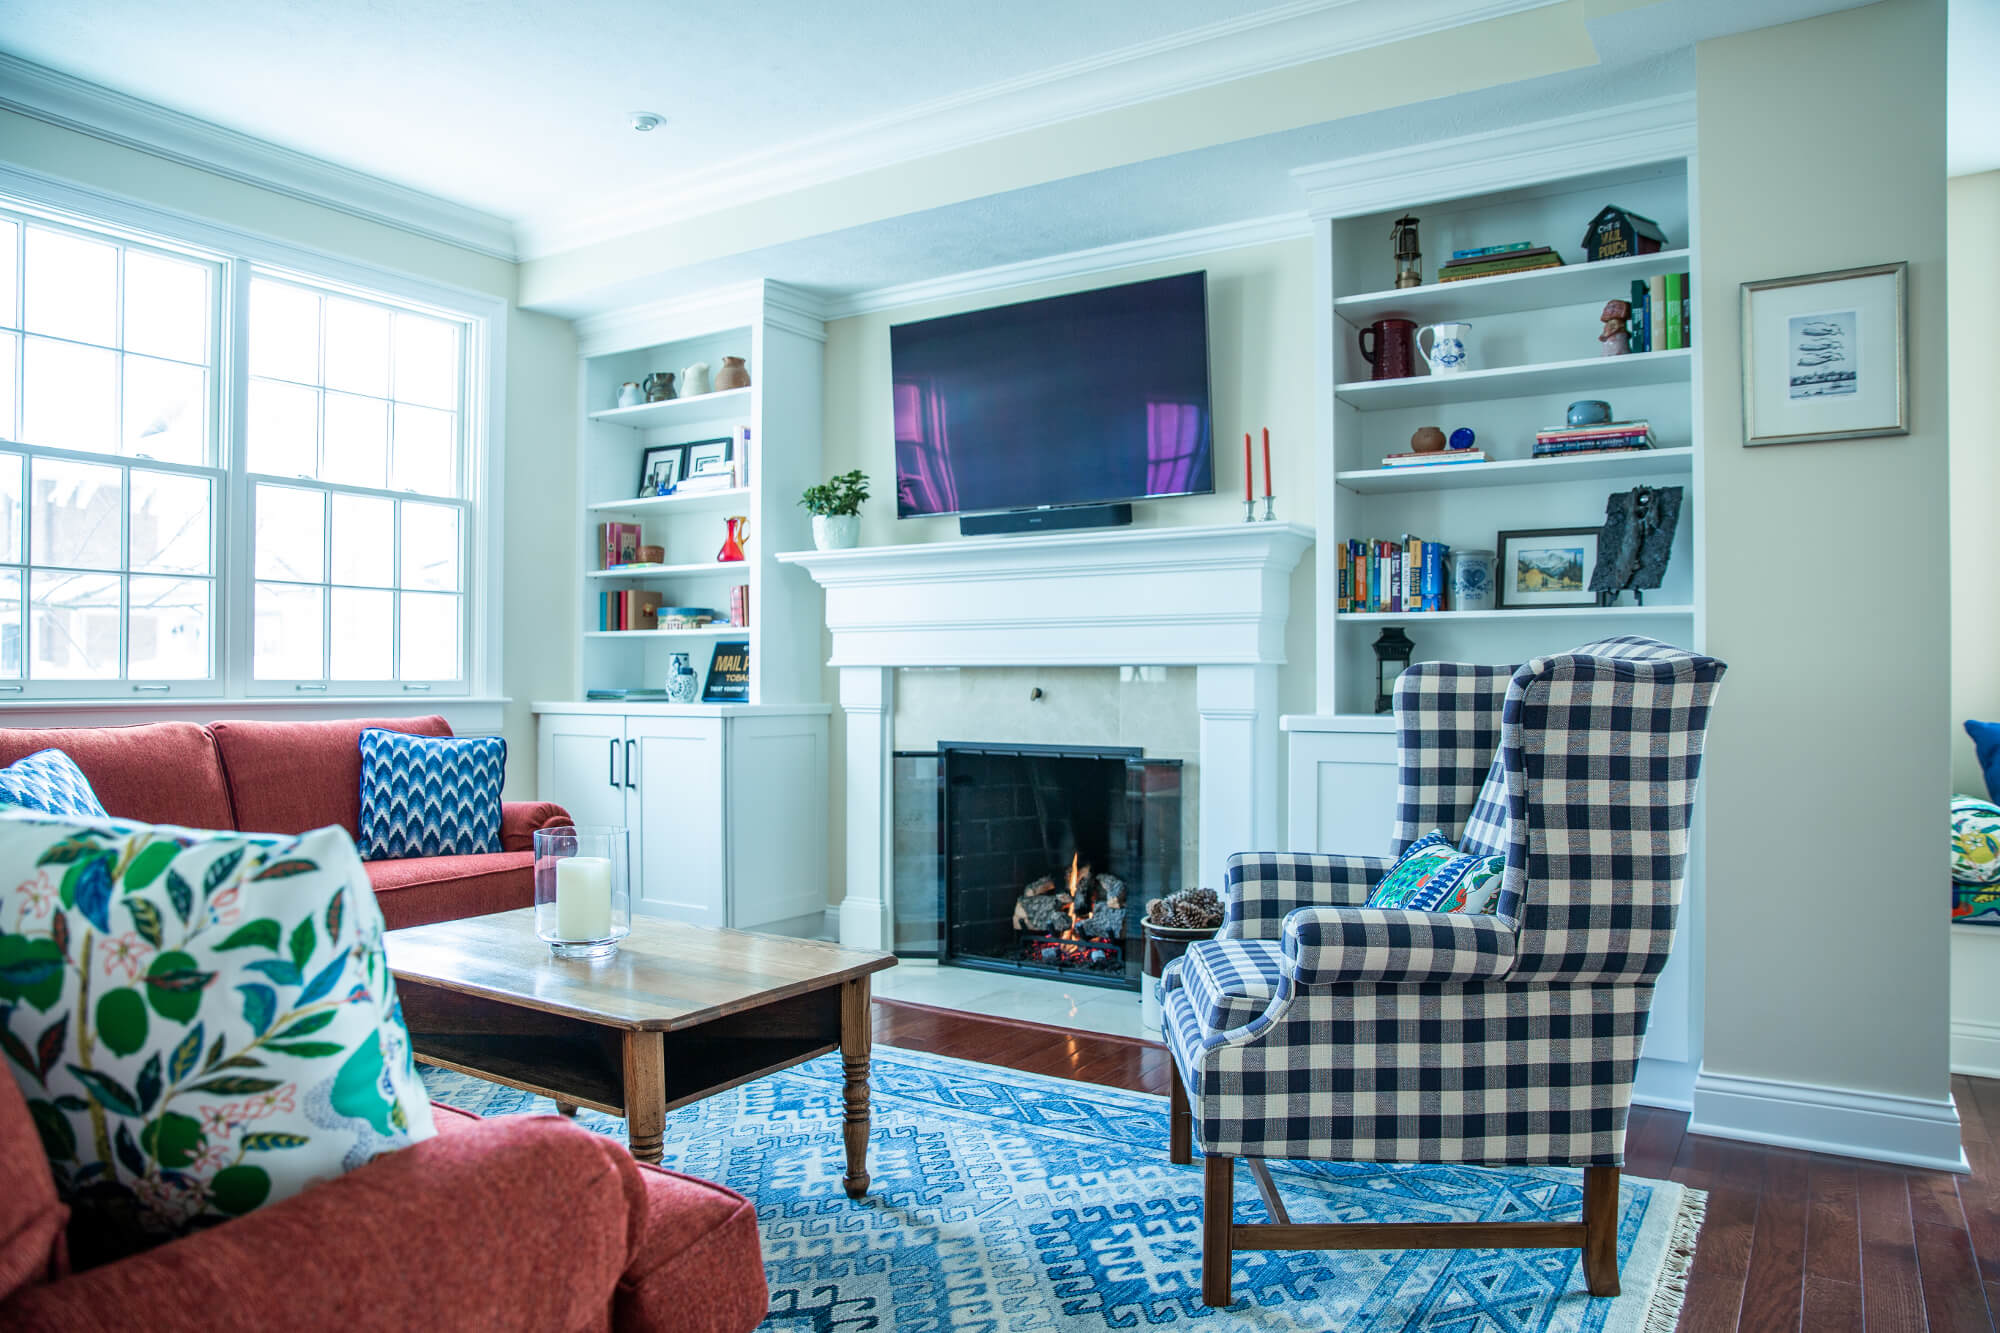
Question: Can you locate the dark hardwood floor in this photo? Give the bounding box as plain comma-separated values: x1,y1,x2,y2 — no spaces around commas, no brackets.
874,997,1999,1332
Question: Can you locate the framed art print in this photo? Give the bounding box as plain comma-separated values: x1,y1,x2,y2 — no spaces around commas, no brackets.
1740,261,1908,446
637,444,685,497
683,436,735,478
1495,527,1600,609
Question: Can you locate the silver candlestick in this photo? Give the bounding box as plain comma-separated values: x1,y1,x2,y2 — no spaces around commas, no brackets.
1243,499,1257,523
1261,496,1276,522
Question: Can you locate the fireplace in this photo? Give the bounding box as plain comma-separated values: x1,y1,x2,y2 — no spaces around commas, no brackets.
913,742,1181,991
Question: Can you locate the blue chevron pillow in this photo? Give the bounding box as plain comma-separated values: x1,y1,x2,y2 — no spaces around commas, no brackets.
357,729,505,859
0,748,108,818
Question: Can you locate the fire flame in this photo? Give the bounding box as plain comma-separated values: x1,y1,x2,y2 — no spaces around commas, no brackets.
1060,853,1090,940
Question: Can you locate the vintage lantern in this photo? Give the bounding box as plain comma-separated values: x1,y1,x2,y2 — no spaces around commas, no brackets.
1373,627,1415,714
1391,215,1422,289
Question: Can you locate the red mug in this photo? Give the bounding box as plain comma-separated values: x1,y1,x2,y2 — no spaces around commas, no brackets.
1358,318,1418,380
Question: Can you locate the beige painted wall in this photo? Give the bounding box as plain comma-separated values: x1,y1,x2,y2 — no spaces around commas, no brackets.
1696,0,1949,1099
0,111,577,799
818,238,1319,902
1953,170,2000,799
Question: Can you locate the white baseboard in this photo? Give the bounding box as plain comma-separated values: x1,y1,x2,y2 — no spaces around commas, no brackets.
1690,1070,1967,1174
821,907,840,943
1952,1019,2000,1079
1630,1055,1696,1114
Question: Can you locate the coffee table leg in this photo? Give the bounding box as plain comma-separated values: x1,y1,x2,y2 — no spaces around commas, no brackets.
622,1030,665,1165
840,976,871,1199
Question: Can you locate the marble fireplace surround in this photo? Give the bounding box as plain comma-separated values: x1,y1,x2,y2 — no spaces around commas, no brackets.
780,522,1314,950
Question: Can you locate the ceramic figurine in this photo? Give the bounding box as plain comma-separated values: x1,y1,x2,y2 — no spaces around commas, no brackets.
665,652,701,704
643,371,675,401
617,381,643,409
1448,427,1476,451
1410,426,1447,454
1598,300,1632,356
714,356,750,390
680,361,712,397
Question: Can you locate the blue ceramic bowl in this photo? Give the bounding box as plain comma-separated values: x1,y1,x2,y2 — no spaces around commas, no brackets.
1567,400,1612,427
1447,427,1476,451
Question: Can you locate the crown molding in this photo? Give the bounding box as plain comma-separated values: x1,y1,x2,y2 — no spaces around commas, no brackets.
818,213,1311,321
572,279,826,357
515,0,1563,259
0,53,519,262
1291,93,1698,218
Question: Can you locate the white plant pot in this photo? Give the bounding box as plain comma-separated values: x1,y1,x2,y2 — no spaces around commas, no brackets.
812,515,860,550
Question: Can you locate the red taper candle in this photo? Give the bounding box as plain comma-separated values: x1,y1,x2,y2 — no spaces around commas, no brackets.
1261,427,1272,498
1243,433,1253,501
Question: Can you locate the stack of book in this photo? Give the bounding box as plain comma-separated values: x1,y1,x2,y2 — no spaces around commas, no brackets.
586,688,671,702
599,589,663,631
673,461,743,495
1437,242,1564,283
1380,449,1487,469
1628,273,1691,352
1533,420,1656,459
1337,536,1450,613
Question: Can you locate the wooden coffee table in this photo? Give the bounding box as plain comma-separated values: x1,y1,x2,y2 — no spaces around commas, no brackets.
384,909,896,1196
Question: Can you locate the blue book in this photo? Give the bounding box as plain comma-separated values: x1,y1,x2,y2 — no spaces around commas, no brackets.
1450,242,1533,261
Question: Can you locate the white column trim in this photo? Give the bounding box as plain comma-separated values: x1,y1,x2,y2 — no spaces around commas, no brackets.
1196,664,1281,894
838,667,894,950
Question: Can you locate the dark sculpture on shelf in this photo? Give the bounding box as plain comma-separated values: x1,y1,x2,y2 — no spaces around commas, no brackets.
1591,486,1682,605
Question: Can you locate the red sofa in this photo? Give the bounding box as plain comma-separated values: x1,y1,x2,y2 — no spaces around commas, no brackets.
0,1072,769,1332
0,715,571,929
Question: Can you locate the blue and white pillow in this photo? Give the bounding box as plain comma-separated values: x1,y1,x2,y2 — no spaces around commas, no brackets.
1365,830,1505,914
357,729,505,860
0,748,108,818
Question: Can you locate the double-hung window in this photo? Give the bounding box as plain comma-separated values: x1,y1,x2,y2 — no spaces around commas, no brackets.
0,192,486,702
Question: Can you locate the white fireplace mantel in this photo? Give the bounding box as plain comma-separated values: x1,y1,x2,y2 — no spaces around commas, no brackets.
779,522,1313,950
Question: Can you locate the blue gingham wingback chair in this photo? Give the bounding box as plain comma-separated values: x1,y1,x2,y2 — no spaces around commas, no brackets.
1161,636,1725,1306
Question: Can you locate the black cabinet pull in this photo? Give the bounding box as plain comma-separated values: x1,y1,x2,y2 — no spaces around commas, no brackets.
625,739,638,790
608,737,619,789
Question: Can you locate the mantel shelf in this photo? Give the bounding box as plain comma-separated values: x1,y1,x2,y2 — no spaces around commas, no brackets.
1335,249,1692,323
1335,348,1690,410
1337,604,1694,624
1336,447,1692,494
587,387,753,431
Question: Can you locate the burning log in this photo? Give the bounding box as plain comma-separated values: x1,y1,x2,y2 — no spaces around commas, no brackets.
1009,855,1127,940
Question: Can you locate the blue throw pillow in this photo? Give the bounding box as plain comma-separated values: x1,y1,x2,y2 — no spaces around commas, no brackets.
357,729,505,860
1968,720,2000,805
1366,830,1505,914
0,749,108,818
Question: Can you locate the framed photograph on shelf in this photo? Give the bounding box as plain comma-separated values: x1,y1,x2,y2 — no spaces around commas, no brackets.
1740,261,1908,446
636,444,685,498
1495,527,1600,609
683,436,735,479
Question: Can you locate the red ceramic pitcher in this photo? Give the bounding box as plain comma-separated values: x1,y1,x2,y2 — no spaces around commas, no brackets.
717,515,749,563
1359,318,1418,380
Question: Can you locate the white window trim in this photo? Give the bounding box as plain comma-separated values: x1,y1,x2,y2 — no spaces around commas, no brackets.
0,161,508,719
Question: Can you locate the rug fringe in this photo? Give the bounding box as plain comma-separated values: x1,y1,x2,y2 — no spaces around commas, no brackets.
1639,1185,1707,1333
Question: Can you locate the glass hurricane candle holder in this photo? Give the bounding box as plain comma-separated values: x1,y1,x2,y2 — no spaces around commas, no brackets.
533,826,631,959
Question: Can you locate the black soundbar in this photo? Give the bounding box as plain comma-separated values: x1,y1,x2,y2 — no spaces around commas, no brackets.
958,504,1133,537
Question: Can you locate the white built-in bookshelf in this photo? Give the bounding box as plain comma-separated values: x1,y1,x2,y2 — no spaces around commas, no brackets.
570,282,825,704
1313,159,1701,717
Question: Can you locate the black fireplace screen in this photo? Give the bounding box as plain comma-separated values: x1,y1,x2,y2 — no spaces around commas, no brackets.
892,742,1180,991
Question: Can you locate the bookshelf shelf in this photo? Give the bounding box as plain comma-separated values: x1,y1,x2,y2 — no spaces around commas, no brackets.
1335,604,1693,625
1334,348,1690,410
1334,248,1692,323
587,488,753,515
1336,447,1692,494
588,562,747,580
586,387,753,432
583,625,754,640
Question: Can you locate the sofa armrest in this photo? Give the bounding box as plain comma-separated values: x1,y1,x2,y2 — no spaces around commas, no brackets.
501,800,574,853
1219,852,1392,940
1280,906,1517,987
0,1116,638,1333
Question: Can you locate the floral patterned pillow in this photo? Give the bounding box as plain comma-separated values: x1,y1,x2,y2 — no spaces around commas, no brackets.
1366,830,1506,915
0,811,435,1256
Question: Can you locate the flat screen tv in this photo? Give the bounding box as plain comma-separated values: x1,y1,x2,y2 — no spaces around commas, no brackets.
890,271,1213,520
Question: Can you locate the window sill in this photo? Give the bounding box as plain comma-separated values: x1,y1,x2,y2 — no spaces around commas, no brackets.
0,695,512,733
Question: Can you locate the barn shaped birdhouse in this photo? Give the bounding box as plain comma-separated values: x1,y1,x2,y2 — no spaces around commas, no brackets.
1582,205,1667,262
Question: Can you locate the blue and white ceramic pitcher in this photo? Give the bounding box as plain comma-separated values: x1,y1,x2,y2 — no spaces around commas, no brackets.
1416,322,1471,375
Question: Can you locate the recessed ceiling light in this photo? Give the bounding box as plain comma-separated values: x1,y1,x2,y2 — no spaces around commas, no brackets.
629,112,664,133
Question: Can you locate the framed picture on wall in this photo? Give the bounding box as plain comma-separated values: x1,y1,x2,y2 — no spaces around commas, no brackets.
1740,261,1908,446
637,444,685,497
683,436,735,477
1495,527,1601,609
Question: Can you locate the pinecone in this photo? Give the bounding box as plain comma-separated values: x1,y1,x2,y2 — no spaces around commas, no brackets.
1146,886,1223,929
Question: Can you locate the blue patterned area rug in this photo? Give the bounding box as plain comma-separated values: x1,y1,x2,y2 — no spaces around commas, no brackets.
423,1047,1702,1331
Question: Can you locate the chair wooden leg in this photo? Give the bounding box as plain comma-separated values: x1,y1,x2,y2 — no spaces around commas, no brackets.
1582,1166,1621,1298
1168,1057,1192,1166
1202,1153,1235,1307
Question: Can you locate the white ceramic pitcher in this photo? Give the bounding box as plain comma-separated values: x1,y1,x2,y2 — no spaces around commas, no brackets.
1416,322,1472,375
680,361,712,397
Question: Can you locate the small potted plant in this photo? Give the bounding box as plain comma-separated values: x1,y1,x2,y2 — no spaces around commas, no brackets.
800,470,870,550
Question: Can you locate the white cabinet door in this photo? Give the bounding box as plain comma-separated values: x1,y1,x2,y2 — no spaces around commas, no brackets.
626,715,727,925
725,713,828,933
535,713,630,832
1285,726,1398,856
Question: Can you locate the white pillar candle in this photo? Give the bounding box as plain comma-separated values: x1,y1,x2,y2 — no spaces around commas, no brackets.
555,856,613,941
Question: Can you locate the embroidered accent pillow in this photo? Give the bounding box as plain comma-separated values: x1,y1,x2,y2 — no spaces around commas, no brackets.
0,750,108,819
1366,830,1505,915
0,812,435,1257
357,729,505,860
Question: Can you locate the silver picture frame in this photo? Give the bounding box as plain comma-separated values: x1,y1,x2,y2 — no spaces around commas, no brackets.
1740,261,1908,447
